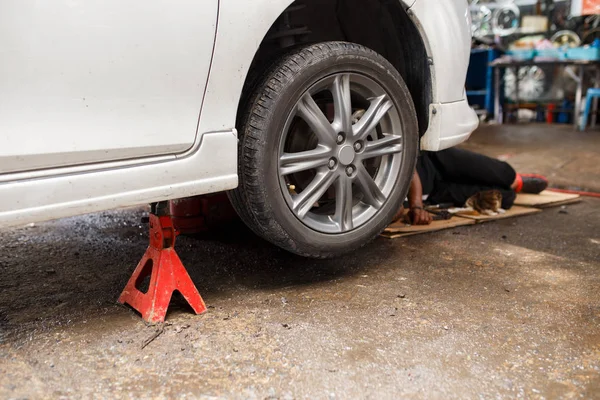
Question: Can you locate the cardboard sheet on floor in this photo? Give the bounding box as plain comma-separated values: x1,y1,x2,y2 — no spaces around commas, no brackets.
514,190,581,208
455,205,541,222
382,216,476,239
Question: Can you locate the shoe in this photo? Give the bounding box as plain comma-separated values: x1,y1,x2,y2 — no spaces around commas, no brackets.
516,173,548,194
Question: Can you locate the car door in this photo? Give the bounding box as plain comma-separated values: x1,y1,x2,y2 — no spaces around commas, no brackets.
0,0,218,174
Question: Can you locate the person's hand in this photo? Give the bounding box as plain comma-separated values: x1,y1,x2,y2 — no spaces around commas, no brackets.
409,206,433,225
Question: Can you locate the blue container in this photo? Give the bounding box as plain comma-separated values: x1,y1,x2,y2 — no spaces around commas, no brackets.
535,48,564,59
508,49,536,60
558,99,573,124
566,47,600,61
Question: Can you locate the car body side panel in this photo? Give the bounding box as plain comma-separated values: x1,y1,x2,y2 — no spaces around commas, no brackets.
410,0,478,150
410,0,471,104
420,99,479,151
196,0,294,133
0,0,218,174
0,130,238,228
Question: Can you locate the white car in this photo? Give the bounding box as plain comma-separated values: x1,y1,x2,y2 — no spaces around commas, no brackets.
0,0,478,258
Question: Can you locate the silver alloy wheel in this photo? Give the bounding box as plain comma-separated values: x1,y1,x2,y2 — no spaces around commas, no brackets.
278,72,405,234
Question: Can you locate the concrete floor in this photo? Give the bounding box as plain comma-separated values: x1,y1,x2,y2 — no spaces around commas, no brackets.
461,123,600,193
0,124,599,399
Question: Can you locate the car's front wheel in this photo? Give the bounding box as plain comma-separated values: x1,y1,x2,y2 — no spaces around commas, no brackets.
229,42,418,258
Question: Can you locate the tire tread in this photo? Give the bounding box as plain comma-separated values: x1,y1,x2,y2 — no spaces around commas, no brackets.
228,41,418,258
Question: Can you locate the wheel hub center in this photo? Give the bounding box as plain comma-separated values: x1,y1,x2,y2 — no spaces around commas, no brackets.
338,145,355,165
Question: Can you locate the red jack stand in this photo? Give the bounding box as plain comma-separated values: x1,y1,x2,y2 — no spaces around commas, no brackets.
118,202,206,323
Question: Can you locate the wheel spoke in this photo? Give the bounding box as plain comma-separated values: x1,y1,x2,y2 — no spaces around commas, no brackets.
334,176,354,231
355,165,385,209
352,95,393,141
331,74,352,134
292,170,337,219
280,145,332,176
279,73,402,234
296,94,337,146
361,135,403,160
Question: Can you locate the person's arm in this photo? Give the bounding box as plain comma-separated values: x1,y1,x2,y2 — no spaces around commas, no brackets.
407,171,433,225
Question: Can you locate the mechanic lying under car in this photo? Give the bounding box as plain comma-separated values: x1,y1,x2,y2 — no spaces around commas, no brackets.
395,148,549,225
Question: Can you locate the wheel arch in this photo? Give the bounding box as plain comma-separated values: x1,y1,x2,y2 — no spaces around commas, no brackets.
235,0,432,138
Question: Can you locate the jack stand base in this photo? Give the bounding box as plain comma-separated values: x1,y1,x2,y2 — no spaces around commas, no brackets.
118,207,206,323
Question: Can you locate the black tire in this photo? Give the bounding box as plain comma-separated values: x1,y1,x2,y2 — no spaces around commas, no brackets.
228,42,418,258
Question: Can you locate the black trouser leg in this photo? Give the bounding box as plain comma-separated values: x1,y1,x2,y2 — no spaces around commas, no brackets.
421,148,518,209
427,148,517,189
